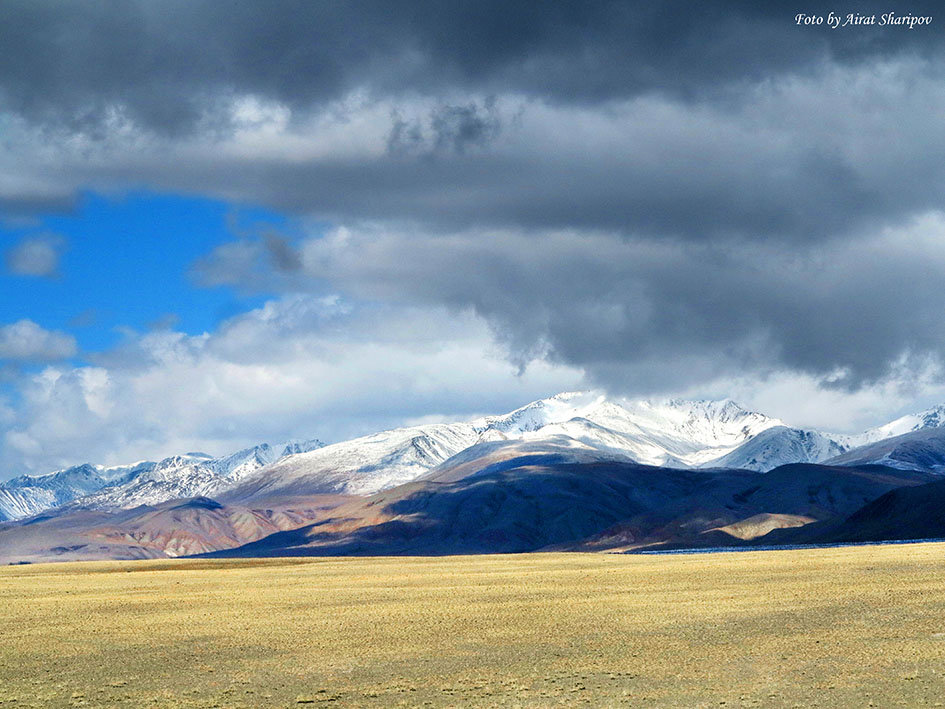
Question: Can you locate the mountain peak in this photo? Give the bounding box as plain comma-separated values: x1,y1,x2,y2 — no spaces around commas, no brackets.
663,397,754,416
4,463,100,489
853,403,945,446
918,405,945,428
279,439,326,458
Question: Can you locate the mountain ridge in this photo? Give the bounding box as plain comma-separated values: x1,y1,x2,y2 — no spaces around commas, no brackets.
7,392,945,524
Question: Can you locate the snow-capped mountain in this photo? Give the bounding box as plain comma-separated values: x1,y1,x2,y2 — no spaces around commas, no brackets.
221,424,484,499
71,453,233,510
0,440,327,522
223,392,784,498
11,393,945,523
825,427,945,472
509,394,782,468
708,426,847,471
0,461,155,521
712,403,945,472
850,405,945,447
0,393,824,514
67,441,319,512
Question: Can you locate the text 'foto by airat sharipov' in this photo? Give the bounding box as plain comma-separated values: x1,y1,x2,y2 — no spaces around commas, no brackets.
795,11,932,28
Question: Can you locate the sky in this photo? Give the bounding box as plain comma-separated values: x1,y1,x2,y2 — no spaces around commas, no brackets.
2,0,945,477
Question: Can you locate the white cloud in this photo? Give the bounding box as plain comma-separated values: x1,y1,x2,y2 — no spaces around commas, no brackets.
0,296,584,476
0,320,77,361
3,290,945,478
4,232,66,277
678,359,945,436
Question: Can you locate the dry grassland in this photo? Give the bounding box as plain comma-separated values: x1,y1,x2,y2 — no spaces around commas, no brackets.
2,544,945,707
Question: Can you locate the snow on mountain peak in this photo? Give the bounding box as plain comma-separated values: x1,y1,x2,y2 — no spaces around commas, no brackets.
279,439,325,457
0,463,118,521
462,392,781,469
854,404,945,446
12,392,945,521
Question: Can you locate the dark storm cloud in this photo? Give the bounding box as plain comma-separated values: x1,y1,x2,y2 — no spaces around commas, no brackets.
0,0,940,135
77,67,945,246
5,0,945,394
388,100,502,156
235,223,945,390
4,0,944,242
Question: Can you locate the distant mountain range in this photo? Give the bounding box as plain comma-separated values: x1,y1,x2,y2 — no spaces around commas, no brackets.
0,439,324,522
5,392,945,563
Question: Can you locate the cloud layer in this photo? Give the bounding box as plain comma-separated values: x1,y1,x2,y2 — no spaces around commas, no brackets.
2,1,945,473
196,213,945,390
7,0,937,135
0,297,581,474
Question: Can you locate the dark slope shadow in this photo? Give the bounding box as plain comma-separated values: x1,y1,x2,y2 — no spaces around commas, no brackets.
199,463,759,557
757,476,945,546
573,463,933,552
205,459,939,557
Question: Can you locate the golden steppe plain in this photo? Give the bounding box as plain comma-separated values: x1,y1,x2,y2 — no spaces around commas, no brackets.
2,545,945,707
